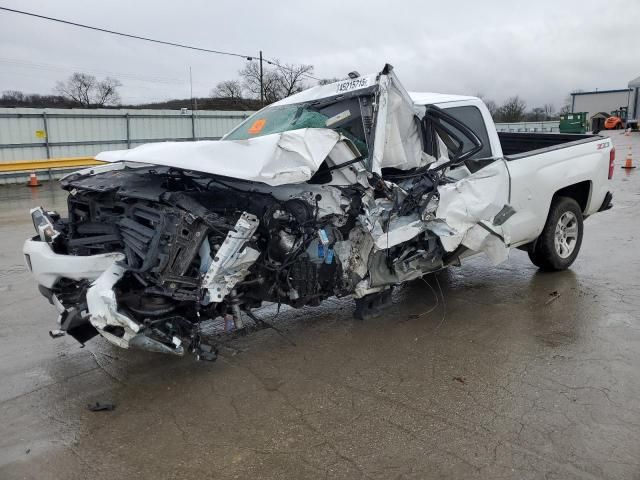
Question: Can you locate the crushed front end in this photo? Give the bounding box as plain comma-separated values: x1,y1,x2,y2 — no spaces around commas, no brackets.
23,66,515,361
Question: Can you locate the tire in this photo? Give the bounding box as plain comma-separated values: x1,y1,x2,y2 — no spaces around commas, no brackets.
528,197,584,271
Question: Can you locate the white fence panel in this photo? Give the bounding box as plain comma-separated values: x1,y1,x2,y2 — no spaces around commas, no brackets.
494,121,560,133
0,108,253,162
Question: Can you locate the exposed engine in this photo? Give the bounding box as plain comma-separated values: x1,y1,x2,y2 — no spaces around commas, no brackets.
26,66,516,361
36,163,444,359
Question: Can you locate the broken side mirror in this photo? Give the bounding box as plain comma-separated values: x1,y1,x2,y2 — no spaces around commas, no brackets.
422,105,483,168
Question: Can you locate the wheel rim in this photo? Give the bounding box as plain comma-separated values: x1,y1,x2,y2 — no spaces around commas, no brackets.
554,211,578,258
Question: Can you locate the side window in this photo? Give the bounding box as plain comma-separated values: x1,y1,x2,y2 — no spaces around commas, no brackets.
443,106,492,160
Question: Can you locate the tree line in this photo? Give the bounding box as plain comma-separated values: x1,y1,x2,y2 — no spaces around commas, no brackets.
477,94,568,123
1,67,571,122
1,72,122,108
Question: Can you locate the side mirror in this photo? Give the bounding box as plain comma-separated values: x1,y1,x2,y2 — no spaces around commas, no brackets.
422,105,483,167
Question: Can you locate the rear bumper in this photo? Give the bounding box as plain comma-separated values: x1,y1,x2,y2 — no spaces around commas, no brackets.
598,191,613,212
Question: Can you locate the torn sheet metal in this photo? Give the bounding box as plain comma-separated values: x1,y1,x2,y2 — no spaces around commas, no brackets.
86,264,185,355
334,226,375,285
96,128,343,186
435,160,512,264
371,71,425,174
202,212,260,303
371,213,428,250
86,262,141,348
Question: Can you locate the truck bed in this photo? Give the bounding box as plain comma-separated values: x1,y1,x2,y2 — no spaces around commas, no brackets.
498,132,599,158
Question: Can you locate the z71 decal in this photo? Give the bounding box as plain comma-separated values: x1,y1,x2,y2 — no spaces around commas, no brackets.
597,141,610,150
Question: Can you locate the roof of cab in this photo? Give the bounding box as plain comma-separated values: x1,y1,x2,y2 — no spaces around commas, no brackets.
409,92,478,105
272,73,480,108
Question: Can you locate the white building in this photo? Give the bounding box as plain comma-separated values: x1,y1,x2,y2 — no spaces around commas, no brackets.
570,88,632,121
628,76,640,128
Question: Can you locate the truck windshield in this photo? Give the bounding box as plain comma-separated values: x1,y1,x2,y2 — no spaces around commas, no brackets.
224,98,370,156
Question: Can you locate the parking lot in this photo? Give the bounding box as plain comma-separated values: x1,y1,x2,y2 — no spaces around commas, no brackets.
0,131,639,479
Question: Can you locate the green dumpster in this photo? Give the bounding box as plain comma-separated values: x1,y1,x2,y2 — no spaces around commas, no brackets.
559,112,588,134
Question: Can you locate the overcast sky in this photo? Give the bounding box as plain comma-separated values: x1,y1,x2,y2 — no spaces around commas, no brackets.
0,0,638,110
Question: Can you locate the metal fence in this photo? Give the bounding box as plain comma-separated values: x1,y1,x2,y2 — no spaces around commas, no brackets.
494,121,560,133
0,107,253,162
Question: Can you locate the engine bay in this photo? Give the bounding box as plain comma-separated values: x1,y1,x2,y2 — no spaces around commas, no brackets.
25,67,516,360
37,161,446,359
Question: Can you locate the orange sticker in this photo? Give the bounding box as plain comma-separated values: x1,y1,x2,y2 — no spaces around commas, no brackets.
247,118,266,134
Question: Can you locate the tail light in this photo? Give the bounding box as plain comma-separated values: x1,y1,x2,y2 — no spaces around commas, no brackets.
609,147,615,179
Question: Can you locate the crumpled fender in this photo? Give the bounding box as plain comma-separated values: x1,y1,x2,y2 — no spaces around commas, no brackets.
435,160,513,264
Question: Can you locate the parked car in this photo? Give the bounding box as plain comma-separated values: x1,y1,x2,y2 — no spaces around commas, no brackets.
23,65,615,360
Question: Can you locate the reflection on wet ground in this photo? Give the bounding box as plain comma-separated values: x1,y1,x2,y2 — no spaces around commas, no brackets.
1,133,639,479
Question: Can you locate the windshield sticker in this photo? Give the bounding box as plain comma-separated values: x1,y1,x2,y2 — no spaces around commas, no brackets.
248,118,266,134
336,77,369,93
325,109,351,127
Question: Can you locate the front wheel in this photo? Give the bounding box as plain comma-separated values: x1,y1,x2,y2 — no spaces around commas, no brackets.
528,197,584,271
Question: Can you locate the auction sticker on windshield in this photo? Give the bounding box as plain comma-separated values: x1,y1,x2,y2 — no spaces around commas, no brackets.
336,77,369,93
248,118,266,134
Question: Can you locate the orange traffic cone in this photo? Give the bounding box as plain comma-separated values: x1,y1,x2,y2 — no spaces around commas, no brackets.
622,146,636,169
27,172,42,187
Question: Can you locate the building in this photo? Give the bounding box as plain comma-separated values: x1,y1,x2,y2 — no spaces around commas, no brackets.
570,88,632,121
628,76,640,128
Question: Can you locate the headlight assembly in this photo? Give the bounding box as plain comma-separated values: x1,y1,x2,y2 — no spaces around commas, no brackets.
30,207,59,243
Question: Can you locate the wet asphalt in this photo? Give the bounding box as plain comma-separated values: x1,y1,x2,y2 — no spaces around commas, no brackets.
1,132,639,480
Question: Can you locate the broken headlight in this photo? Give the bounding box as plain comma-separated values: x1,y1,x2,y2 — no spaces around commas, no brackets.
30,206,59,244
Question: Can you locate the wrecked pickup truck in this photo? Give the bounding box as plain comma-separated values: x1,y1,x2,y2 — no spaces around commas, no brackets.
23,65,614,360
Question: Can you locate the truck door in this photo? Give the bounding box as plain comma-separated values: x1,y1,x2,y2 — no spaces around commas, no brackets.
422,106,514,263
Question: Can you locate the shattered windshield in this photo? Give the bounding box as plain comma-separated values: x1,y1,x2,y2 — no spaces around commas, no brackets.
224,97,371,156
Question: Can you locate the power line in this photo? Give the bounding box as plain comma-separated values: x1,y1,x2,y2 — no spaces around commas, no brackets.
0,6,254,60
0,6,320,81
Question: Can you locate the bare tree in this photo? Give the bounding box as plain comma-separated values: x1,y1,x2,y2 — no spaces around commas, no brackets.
54,72,122,107
239,62,283,104
560,91,581,115
475,92,498,118
274,61,313,97
497,96,527,122
238,61,313,104
543,103,555,120
96,77,122,106
484,99,499,117
211,80,243,99
527,107,546,121
559,104,572,115
1,90,25,102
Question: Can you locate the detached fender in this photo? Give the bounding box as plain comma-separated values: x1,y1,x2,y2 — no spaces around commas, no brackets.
23,239,125,289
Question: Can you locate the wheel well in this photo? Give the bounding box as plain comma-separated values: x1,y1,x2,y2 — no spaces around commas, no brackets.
553,181,591,212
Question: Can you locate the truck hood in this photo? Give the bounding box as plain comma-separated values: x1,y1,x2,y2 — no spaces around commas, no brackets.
95,128,342,186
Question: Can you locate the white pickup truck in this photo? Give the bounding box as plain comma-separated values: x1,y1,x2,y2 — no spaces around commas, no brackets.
23,65,614,360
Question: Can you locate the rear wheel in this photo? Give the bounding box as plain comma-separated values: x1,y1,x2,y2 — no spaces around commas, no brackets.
528,197,583,271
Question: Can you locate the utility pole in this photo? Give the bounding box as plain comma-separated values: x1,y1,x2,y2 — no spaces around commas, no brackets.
189,66,196,140
259,50,264,105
